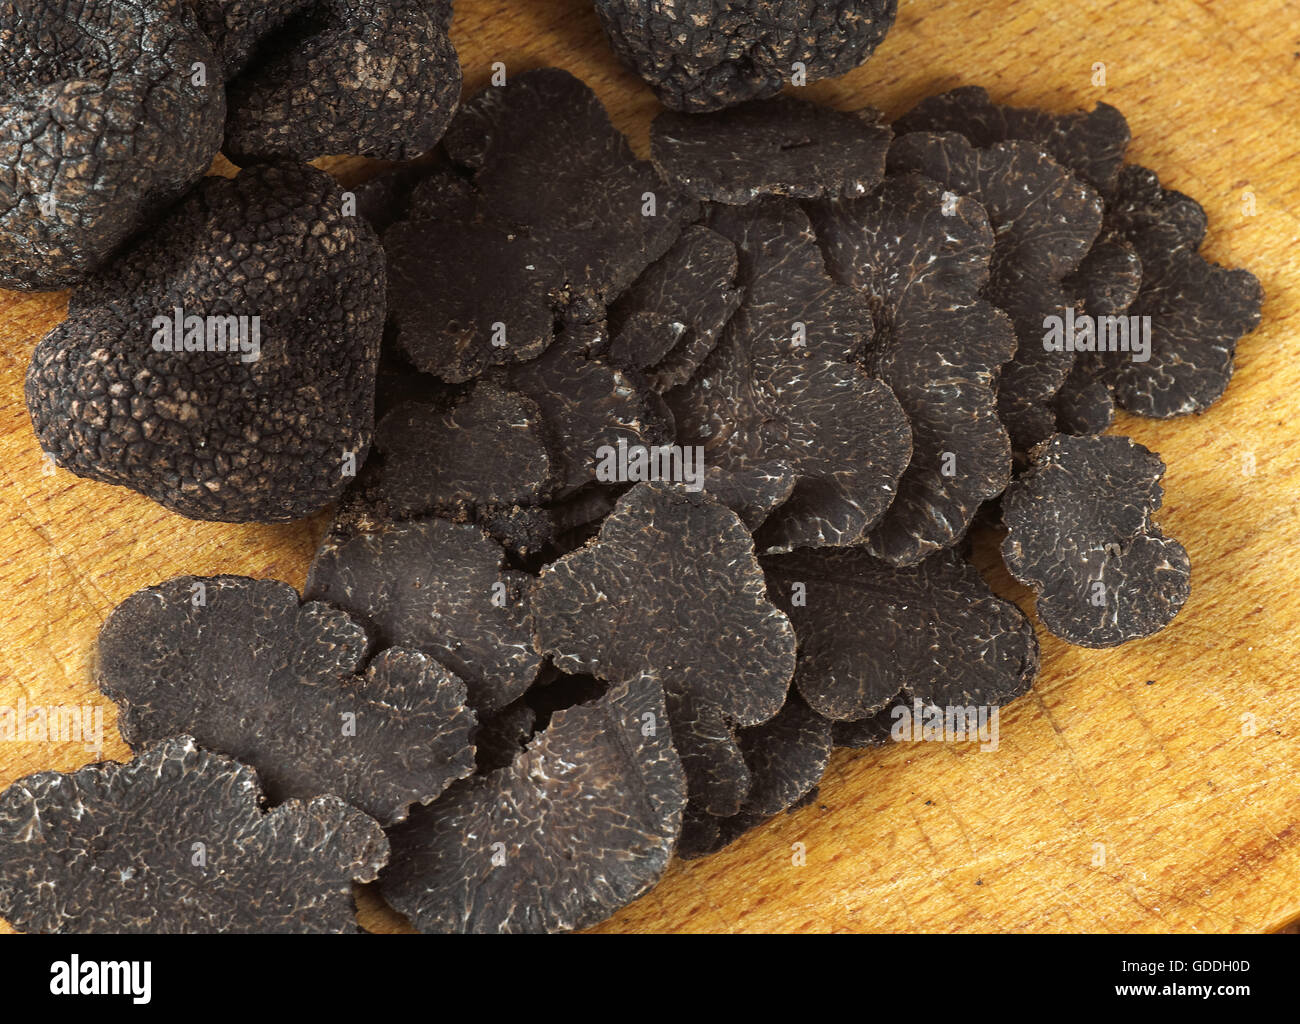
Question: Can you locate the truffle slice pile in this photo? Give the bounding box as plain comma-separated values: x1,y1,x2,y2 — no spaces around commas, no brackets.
0,0,225,290
594,0,898,112
1001,434,1191,648
0,737,387,934
25,163,386,522
95,576,477,825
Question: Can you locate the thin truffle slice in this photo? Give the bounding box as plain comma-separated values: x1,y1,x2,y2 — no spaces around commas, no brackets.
887,134,1103,458
0,0,225,290
594,0,898,113
650,96,892,204
0,736,387,934
810,172,1016,564
1001,433,1191,647
443,69,697,311
667,199,911,552
221,0,461,163
608,225,744,392
380,671,685,934
25,162,385,523
763,547,1039,721
533,483,796,730
1095,165,1264,417
95,576,475,825
306,518,541,714
666,689,750,817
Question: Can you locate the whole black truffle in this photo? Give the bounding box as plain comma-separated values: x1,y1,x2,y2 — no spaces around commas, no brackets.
0,0,225,290
26,162,385,522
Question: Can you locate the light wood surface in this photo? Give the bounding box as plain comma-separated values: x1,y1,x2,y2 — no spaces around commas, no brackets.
2,0,1298,935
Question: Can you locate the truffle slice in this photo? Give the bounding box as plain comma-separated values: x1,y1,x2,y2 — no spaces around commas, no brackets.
895,86,1131,195
26,162,385,523
1094,165,1264,417
608,225,744,392
666,689,751,816
1001,433,1191,647
667,199,911,552
221,0,461,163
379,671,686,934
831,697,904,748
0,736,387,934
95,576,475,825
305,518,541,714
593,0,898,113
533,484,796,729
887,134,1103,458
0,0,225,290
650,96,892,204
443,69,697,311
810,172,1016,564
762,547,1039,721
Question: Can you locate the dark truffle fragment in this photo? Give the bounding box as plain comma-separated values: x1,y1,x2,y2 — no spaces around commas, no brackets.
306,518,542,714
380,671,685,933
810,172,1016,564
0,736,387,933
443,69,697,310
594,0,898,113
665,689,750,817
831,698,903,748
887,134,1103,458
1094,165,1263,417
25,163,385,522
95,576,476,825
221,0,462,163
533,483,796,732
1001,433,1191,647
608,225,744,392
667,199,911,551
763,547,1039,721
0,0,225,290
651,96,891,204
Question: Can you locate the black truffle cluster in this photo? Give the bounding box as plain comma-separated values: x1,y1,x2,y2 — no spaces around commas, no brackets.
0,53,1263,931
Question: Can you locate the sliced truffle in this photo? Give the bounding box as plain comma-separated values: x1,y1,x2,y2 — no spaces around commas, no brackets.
608,225,744,392
0,0,225,290
887,134,1103,458
94,576,475,825
305,518,541,714
594,0,898,113
651,96,891,204
1093,165,1263,417
831,697,904,748
443,68,697,312
809,172,1016,564
1001,433,1191,647
698,463,798,533
534,483,795,725
380,671,685,933
508,321,673,498
665,689,750,817
762,547,1039,721
666,199,911,552
26,162,385,523
220,0,461,163
0,736,387,934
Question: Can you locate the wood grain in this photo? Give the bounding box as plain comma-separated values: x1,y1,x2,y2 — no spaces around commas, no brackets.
2,0,1298,935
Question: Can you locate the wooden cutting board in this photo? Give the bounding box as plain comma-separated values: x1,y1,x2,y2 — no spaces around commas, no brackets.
2,0,1297,935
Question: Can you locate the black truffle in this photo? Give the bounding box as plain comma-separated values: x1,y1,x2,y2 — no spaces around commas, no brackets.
305,517,541,714
809,172,1016,564
762,547,1039,721
1001,433,1191,648
594,0,898,112
666,199,911,551
26,162,385,522
651,96,892,204
95,576,476,825
0,0,225,290
219,0,462,163
0,736,387,933
379,671,686,933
